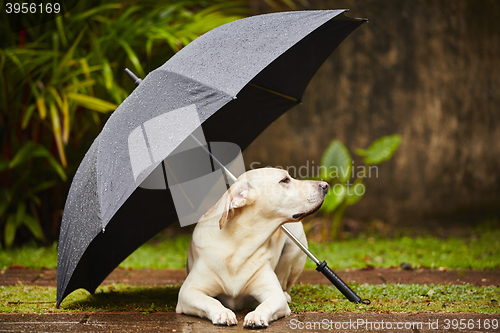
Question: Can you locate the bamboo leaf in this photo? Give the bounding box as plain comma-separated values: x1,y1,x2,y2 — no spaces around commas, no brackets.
67,93,117,113
55,27,86,80
102,59,114,91
55,15,68,47
0,158,9,172
49,102,67,168
62,78,96,92
22,104,36,129
0,199,8,218
23,214,45,241
35,94,47,119
9,142,51,169
70,3,122,21
62,95,70,144
47,155,67,181
15,202,26,225
4,50,26,76
52,32,60,76
119,39,145,77
30,180,58,194
48,87,63,109
4,214,17,248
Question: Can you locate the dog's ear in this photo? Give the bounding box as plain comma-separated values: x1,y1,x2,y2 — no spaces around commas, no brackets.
219,185,250,229
200,178,252,229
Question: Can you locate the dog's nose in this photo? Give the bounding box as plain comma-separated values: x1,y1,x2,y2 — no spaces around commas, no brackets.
319,181,329,193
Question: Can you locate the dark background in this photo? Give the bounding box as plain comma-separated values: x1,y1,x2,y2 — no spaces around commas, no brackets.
244,0,500,227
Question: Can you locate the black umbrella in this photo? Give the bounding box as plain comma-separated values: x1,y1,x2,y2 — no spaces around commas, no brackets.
57,10,367,307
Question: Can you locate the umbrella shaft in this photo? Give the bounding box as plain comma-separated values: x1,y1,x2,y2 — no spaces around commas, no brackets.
189,134,237,183
280,224,320,265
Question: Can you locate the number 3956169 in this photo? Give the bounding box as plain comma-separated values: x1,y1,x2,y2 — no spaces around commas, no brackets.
5,2,61,14
443,318,498,330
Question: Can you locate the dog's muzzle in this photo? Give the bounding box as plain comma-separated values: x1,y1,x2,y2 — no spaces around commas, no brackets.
292,182,329,220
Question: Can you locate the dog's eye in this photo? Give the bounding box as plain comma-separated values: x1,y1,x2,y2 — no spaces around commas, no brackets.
280,177,291,184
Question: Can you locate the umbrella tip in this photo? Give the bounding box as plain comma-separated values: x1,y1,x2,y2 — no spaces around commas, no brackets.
124,68,142,86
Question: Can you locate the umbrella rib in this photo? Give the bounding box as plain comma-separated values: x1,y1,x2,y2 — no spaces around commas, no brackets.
162,160,195,210
247,83,300,103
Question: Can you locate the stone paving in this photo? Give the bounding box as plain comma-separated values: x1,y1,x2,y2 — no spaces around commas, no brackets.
1,267,499,332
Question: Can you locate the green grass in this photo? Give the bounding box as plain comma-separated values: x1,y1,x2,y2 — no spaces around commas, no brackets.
306,233,500,270
1,228,499,270
1,283,498,314
291,284,500,314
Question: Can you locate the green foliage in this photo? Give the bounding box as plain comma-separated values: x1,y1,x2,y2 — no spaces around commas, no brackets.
318,135,401,240
2,229,499,270
320,140,352,183
306,230,500,270
0,0,250,247
356,134,401,165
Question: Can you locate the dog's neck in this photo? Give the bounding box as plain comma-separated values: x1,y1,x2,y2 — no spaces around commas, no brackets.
217,207,290,273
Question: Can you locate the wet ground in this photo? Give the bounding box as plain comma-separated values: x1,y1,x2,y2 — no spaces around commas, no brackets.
2,266,499,287
1,312,499,332
1,267,499,332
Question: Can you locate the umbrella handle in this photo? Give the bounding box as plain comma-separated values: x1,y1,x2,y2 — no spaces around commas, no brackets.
316,261,371,304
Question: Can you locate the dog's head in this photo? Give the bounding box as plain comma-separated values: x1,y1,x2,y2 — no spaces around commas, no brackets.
201,168,328,229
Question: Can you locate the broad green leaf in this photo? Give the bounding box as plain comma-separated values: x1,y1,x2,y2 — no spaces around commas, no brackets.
356,134,401,165
321,140,352,183
67,93,117,113
320,185,346,213
346,181,365,206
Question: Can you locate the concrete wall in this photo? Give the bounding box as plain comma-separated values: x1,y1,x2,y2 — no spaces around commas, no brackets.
244,0,500,225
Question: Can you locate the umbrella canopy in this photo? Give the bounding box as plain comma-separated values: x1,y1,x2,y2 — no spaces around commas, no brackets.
57,10,366,307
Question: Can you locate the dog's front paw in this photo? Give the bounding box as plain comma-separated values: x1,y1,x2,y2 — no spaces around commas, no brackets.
284,291,291,303
211,309,237,326
244,311,269,329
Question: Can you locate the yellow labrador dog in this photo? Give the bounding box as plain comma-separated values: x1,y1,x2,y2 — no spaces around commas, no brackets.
176,168,328,328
